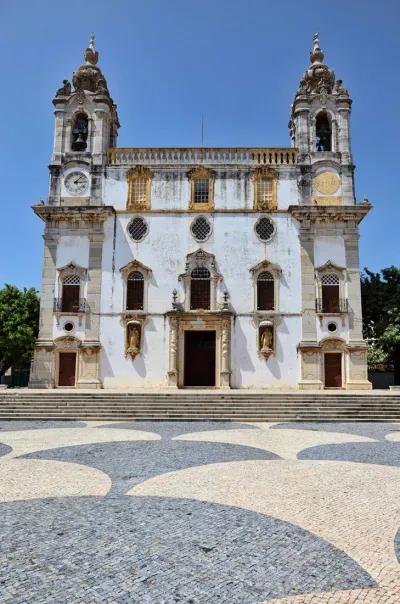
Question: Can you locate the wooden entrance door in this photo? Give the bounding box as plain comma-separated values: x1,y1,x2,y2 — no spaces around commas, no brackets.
324,353,342,388
184,331,216,387
58,352,77,387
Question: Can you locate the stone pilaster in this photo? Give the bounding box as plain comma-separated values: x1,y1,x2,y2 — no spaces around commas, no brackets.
77,344,102,389
298,230,323,389
344,228,372,389
29,234,58,388
220,320,231,389
85,234,104,343
168,316,178,388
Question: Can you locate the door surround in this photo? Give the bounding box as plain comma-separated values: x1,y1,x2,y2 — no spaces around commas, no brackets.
323,351,343,388
184,330,216,387
167,311,232,389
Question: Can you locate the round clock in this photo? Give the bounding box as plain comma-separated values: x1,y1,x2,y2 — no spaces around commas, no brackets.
64,171,89,195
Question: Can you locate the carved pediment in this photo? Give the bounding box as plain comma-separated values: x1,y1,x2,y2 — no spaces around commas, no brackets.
250,260,282,275
126,165,152,181
315,260,345,274
320,337,347,352
119,259,152,277
57,261,87,279
251,167,279,181
186,166,215,181
179,248,221,281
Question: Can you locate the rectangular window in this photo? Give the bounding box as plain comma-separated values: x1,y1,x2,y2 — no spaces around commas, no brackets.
194,179,209,204
131,179,147,206
257,178,273,206
257,281,275,311
191,281,211,310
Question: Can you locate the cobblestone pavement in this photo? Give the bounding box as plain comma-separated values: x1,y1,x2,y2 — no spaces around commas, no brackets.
0,420,400,603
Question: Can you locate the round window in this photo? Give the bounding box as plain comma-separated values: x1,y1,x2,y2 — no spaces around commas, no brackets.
63,321,75,333
128,217,148,242
255,216,275,242
327,322,338,333
191,216,211,242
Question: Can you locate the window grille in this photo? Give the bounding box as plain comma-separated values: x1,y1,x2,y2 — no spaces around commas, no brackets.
127,271,144,310
190,267,211,310
63,275,80,285
257,271,275,310
131,179,147,206
194,179,209,204
128,217,148,242
255,217,275,242
191,216,211,241
321,274,339,285
257,178,273,206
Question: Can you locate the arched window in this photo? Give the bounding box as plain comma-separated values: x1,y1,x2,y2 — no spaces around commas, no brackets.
257,271,275,311
321,274,340,312
316,112,332,152
62,275,80,312
190,267,211,310
126,271,144,310
71,112,89,151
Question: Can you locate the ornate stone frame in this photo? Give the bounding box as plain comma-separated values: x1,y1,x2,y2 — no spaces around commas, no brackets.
122,317,148,360
120,259,152,313
54,336,80,387
126,165,152,210
179,249,222,312
190,214,213,243
257,318,276,360
320,337,347,389
251,167,279,211
250,260,281,313
187,166,215,211
56,261,88,325
167,312,232,389
315,260,347,324
254,215,277,243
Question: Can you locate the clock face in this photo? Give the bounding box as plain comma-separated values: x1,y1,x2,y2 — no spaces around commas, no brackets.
64,171,89,195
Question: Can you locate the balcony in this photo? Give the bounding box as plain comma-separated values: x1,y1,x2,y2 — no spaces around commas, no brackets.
106,147,297,167
53,298,87,314
316,298,348,314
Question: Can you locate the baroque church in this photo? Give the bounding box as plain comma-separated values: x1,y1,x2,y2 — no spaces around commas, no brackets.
29,34,372,390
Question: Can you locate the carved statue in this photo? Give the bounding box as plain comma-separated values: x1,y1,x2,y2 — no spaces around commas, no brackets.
261,327,273,351
334,79,349,95
128,327,140,352
55,79,71,97
95,78,109,95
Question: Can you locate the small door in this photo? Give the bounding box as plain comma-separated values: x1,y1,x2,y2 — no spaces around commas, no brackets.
58,352,77,387
184,331,216,387
324,353,342,388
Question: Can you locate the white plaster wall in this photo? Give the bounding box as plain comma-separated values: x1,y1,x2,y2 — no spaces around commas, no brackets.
53,236,90,340
99,211,302,387
232,316,301,388
314,236,346,269
316,315,349,343
102,167,298,211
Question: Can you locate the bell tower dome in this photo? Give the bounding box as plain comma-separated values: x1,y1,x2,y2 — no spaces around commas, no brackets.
289,34,354,205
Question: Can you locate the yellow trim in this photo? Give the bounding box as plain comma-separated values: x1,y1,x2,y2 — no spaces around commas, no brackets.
126,165,152,210
251,167,279,210
186,166,215,211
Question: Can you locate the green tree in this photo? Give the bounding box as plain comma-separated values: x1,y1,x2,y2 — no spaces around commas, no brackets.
361,266,400,383
0,285,40,377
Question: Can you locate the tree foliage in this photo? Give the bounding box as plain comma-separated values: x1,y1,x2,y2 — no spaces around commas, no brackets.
361,266,400,381
0,285,40,377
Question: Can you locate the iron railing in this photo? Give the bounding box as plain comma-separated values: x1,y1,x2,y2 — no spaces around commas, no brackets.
316,298,348,313
53,298,87,313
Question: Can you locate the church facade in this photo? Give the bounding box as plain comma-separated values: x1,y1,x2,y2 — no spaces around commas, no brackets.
29,34,372,390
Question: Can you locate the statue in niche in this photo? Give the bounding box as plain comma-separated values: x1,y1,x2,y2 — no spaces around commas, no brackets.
127,323,141,358
260,326,274,352
56,79,71,96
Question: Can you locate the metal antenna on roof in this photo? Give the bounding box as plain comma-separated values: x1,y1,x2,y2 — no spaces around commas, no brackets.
201,116,204,148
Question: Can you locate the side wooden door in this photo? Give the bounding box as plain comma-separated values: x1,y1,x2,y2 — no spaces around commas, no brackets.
58,352,77,387
324,353,342,388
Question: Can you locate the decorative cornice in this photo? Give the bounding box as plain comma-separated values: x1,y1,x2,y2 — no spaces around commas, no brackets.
288,204,372,224
32,205,115,223
315,260,345,274
186,166,215,181
126,165,152,181
251,167,279,181
119,259,152,276
249,259,282,275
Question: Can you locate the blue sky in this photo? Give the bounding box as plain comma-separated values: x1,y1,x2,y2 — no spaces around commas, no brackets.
1,0,399,290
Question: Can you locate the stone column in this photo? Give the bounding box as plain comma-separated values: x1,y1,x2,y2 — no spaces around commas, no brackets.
168,316,179,387
298,229,323,389
220,320,231,389
29,234,59,388
344,228,372,389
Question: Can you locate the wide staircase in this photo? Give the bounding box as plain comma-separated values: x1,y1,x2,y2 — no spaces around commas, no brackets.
0,391,400,421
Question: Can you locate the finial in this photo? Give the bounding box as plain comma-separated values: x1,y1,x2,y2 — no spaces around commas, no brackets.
310,32,324,64
84,34,99,66
89,33,95,51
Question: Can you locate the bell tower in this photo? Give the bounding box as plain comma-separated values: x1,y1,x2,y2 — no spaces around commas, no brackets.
49,35,120,205
289,33,354,205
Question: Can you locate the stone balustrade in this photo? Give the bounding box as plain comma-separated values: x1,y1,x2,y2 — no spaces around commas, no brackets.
107,148,297,167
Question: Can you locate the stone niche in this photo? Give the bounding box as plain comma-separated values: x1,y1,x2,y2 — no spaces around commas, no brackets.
125,319,142,360
258,320,275,360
